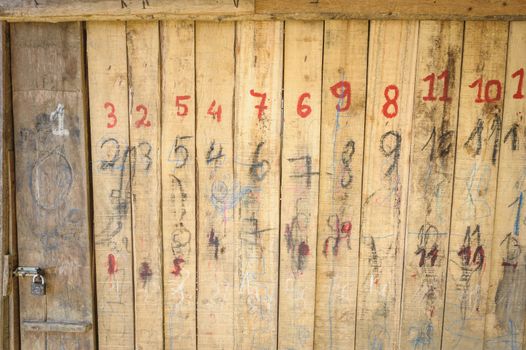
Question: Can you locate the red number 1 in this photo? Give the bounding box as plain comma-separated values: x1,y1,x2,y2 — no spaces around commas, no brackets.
512,68,524,99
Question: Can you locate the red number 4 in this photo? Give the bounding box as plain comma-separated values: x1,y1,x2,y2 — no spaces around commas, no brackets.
207,100,222,123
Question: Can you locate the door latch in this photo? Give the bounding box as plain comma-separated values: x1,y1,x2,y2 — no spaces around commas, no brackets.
13,266,46,296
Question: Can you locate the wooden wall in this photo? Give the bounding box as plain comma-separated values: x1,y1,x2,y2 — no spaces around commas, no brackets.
6,19,526,350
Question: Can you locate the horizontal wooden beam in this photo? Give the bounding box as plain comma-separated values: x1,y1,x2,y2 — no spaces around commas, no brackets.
0,0,525,21
22,321,92,333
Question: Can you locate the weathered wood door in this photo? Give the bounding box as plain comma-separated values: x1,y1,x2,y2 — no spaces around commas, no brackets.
10,22,95,349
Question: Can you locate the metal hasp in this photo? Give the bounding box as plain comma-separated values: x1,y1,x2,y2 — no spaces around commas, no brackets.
12,266,43,278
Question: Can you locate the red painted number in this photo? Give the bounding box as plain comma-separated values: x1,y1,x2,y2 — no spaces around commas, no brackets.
382,85,399,118
469,77,502,103
207,100,222,123
512,68,524,99
135,104,151,128
422,70,451,102
330,81,351,112
297,92,312,118
175,95,191,117
250,89,268,121
104,102,117,128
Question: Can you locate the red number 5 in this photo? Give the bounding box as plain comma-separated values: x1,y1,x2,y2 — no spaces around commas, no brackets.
176,95,191,117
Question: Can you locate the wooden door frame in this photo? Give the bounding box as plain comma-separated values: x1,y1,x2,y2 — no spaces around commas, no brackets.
0,21,20,350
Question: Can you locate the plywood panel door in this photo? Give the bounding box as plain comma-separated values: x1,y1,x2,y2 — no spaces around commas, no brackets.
10,22,95,349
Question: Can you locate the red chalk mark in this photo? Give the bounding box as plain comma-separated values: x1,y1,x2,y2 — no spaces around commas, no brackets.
107,253,118,275
422,70,451,102
171,257,185,277
139,262,153,287
297,92,312,118
298,241,310,257
330,81,351,112
512,68,524,99
382,85,399,118
207,100,222,122
250,89,268,121
175,95,191,117
134,104,151,128
104,102,117,128
341,221,352,233
469,77,502,103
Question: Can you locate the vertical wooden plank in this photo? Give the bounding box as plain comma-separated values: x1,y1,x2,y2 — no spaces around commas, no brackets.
313,20,368,350
0,21,17,350
441,21,508,350
354,20,418,350
160,21,196,350
11,22,94,349
126,21,163,350
233,21,283,350
399,21,463,350
196,21,235,350
278,20,323,350
483,21,526,350
86,22,135,350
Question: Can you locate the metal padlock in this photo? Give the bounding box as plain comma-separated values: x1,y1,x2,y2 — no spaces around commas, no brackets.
31,274,46,296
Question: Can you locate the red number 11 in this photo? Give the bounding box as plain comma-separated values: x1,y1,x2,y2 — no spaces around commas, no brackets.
422,70,451,102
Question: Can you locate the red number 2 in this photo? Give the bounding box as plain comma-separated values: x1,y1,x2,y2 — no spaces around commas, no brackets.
250,89,268,121
135,104,151,128
330,81,351,112
382,85,399,118
175,95,191,117
207,100,222,123
297,92,312,118
104,102,117,128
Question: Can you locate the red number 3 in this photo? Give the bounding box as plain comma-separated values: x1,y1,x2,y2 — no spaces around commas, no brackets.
135,104,151,128
104,102,117,128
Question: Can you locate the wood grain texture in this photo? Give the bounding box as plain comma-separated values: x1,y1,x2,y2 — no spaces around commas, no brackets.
255,0,526,20
354,20,418,350
0,0,254,21
86,21,134,350
1,0,525,21
11,22,94,350
160,20,196,350
233,20,283,350
483,21,526,350
195,21,235,350
126,20,163,350
278,20,323,350
398,20,463,350
313,19,368,350
441,21,508,350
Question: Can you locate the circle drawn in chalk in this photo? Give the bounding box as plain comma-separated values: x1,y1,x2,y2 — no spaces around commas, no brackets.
211,181,228,203
30,149,73,210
